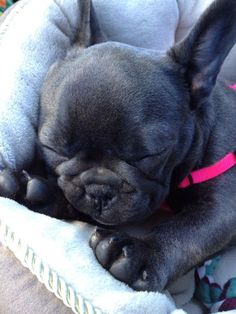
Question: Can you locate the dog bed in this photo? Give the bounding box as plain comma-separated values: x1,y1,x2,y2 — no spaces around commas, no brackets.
0,0,236,313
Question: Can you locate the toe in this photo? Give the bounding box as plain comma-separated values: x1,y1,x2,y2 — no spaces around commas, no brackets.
89,228,112,249
94,234,125,268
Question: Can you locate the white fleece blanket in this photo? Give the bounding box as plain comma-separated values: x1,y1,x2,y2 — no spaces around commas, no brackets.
0,198,181,314
0,0,236,313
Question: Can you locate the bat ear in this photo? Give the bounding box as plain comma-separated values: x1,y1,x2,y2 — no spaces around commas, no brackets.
169,0,236,108
77,0,106,48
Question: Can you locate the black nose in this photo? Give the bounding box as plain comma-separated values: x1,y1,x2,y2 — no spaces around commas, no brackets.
80,168,121,212
85,184,117,211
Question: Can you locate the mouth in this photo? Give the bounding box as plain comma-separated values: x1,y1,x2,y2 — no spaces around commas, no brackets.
92,218,118,227
59,171,165,227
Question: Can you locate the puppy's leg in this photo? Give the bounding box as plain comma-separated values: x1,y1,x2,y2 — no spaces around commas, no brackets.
90,179,236,291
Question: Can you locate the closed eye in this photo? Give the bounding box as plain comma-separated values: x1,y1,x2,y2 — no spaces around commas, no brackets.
123,146,170,180
42,144,69,160
126,146,170,163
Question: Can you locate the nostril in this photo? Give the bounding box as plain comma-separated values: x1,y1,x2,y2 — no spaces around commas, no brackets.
105,192,114,201
94,198,99,205
102,194,117,210
101,199,108,209
85,193,95,202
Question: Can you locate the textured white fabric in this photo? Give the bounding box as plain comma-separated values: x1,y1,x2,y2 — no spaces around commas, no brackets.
0,198,178,314
0,197,228,313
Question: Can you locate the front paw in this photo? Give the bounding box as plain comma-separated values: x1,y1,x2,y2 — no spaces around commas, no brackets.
89,228,164,291
0,167,55,206
0,168,20,199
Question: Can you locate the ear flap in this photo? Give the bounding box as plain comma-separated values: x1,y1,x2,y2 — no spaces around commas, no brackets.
77,0,106,48
170,0,236,108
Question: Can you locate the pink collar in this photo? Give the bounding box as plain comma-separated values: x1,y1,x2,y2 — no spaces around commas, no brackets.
179,152,236,188
230,84,236,90
179,83,236,189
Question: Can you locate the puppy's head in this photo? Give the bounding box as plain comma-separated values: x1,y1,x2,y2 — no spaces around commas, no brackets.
39,0,236,225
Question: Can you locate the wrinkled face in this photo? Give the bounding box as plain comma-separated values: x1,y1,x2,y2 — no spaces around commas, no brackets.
39,43,194,226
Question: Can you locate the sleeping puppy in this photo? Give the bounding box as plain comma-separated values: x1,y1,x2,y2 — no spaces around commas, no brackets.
1,0,236,292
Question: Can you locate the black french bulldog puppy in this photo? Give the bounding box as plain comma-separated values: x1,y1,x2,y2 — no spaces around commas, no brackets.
1,0,236,292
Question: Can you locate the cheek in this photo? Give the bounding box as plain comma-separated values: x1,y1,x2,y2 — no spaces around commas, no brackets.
133,155,171,181
96,192,152,224
58,175,83,197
